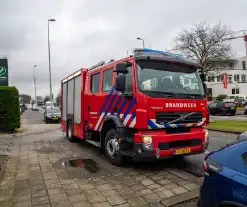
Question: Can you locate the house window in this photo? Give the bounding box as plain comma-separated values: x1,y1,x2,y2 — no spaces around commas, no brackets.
102,68,113,91
234,74,240,82
232,88,240,95
217,75,221,82
242,74,246,82
91,73,100,93
242,61,246,70
228,76,232,83
211,76,215,82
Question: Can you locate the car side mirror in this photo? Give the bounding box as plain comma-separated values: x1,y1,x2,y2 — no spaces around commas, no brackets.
116,75,126,92
114,62,130,74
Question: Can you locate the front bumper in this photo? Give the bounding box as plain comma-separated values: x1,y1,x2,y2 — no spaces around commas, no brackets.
46,117,61,122
132,128,208,161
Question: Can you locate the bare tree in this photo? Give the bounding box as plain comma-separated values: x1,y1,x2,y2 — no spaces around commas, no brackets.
173,22,233,76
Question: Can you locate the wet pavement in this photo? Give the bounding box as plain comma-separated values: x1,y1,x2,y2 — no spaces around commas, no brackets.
0,130,200,207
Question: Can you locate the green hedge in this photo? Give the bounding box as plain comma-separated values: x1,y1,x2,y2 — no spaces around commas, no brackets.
216,94,228,101
0,86,20,131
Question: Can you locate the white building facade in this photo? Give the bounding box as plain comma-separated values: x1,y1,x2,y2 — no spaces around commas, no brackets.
205,56,247,99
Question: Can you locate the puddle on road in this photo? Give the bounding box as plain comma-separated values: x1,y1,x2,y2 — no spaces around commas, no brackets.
61,158,98,173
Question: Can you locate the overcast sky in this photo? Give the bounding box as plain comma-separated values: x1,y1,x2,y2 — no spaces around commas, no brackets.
0,0,246,99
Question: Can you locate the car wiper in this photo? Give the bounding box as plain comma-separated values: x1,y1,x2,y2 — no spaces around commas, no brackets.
176,93,205,98
151,91,176,97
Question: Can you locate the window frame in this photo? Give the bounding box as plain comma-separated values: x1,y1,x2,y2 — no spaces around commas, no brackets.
102,68,114,92
90,72,101,94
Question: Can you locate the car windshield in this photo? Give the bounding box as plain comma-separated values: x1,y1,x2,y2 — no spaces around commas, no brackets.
47,107,60,113
136,60,205,98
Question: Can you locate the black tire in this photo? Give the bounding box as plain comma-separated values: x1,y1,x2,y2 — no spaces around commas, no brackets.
45,118,48,124
66,121,76,142
244,110,247,115
104,129,124,166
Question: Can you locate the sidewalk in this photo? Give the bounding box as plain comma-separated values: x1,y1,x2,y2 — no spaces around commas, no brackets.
0,130,200,207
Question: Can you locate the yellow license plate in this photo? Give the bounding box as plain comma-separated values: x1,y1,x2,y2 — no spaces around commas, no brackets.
175,148,191,155
53,118,57,120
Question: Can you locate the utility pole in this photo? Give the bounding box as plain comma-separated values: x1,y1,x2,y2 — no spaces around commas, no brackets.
48,18,56,103
33,65,37,104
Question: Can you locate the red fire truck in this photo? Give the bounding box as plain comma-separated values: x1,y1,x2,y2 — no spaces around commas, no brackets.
61,48,209,166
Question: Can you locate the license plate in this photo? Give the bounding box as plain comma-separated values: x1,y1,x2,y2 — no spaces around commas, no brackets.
174,148,191,155
53,117,57,120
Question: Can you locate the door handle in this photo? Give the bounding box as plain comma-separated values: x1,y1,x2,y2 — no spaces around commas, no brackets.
88,105,90,111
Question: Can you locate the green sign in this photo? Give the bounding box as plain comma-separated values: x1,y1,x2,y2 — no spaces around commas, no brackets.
0,58,8,86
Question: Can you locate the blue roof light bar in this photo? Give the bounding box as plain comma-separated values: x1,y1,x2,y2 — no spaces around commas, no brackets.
142,48,183,57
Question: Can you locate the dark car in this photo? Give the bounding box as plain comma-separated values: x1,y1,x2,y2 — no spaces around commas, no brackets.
198,132,247,207
208,101,236,116
44,107,61,124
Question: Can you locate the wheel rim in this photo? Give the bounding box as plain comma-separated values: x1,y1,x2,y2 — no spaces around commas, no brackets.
106,136,119,158
68,124,72,138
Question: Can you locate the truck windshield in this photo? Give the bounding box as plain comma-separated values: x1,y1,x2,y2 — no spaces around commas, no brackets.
136,60,205,98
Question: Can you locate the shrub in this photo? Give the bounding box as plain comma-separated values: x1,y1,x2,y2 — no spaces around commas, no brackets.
0,86,20,131
216,94,228,101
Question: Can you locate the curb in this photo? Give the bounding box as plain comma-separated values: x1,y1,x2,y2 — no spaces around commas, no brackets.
208,128,243,135
161,190,199,206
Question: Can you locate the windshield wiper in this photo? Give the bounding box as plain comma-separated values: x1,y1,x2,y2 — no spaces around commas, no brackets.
150,91,177,97
176,93,205,98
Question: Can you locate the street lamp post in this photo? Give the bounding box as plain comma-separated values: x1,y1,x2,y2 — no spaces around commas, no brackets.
48,18,56,103
33,65,37,104
137,37,145,48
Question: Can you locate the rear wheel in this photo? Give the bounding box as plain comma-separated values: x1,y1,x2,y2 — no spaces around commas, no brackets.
105,129,124,166
66,121,76,142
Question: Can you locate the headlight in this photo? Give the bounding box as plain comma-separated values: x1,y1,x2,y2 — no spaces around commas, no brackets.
142,135,152,144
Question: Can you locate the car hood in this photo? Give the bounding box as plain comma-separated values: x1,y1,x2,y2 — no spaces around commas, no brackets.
207,140,247,172
48,113,61,116
223,99,234,102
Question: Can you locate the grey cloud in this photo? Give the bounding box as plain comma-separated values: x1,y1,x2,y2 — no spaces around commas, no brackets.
0,0,247,98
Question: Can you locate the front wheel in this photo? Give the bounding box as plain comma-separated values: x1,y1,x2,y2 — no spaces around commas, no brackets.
105,129,124,166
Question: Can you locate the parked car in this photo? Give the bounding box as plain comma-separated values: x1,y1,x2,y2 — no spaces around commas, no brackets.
223,94,246,106
32,104,39,111
244,102,247,115
198,132,247,207
44,106,61,124
208,101,236,115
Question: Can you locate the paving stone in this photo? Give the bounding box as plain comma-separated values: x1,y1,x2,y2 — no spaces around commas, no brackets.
13,194,31,202
51,200,72,207
31,189,48,198
46,183,62,189
171,186,188,195
83,189,101,197
128,197,147,207
163,183,178,190
68,194,86,203
153,187,167,193
48,188,66,195
60,179,76,185
72,201,92,207
0,194,13,202
96,184,113,191
92,202,111,207
130,184,146,191
137,189,153,196
106,195,126,205
142,193,161,204
49,194,68,202
156,179,172,185
134,175,146,181
31,196,50,205
87,194,106,204
147,184,161,190
150,174,164,181
13,201,31,207
113,204,130,207
0,201,14,207
79,184,95,190
141,179,155,186
157,190,175,199
183,183,199,191
62,183,79,190
65,188,82,196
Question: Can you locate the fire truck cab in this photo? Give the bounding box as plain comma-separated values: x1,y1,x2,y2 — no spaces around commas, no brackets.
61,48,209,166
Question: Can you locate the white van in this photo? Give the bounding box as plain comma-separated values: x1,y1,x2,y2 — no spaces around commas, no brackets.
223,94,246,104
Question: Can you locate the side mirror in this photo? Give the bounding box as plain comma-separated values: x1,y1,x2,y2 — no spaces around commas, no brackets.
116,75,126,92
114,62,130,74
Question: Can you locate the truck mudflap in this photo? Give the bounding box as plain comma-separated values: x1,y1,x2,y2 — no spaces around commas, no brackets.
132,128,209,161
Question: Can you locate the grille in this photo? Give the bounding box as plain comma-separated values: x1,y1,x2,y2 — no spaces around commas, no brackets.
158,139,202,150
156,112,203,124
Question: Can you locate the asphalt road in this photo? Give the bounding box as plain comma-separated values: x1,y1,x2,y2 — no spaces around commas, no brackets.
210,114,247,121
22,108,45,125
22,109,241,177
